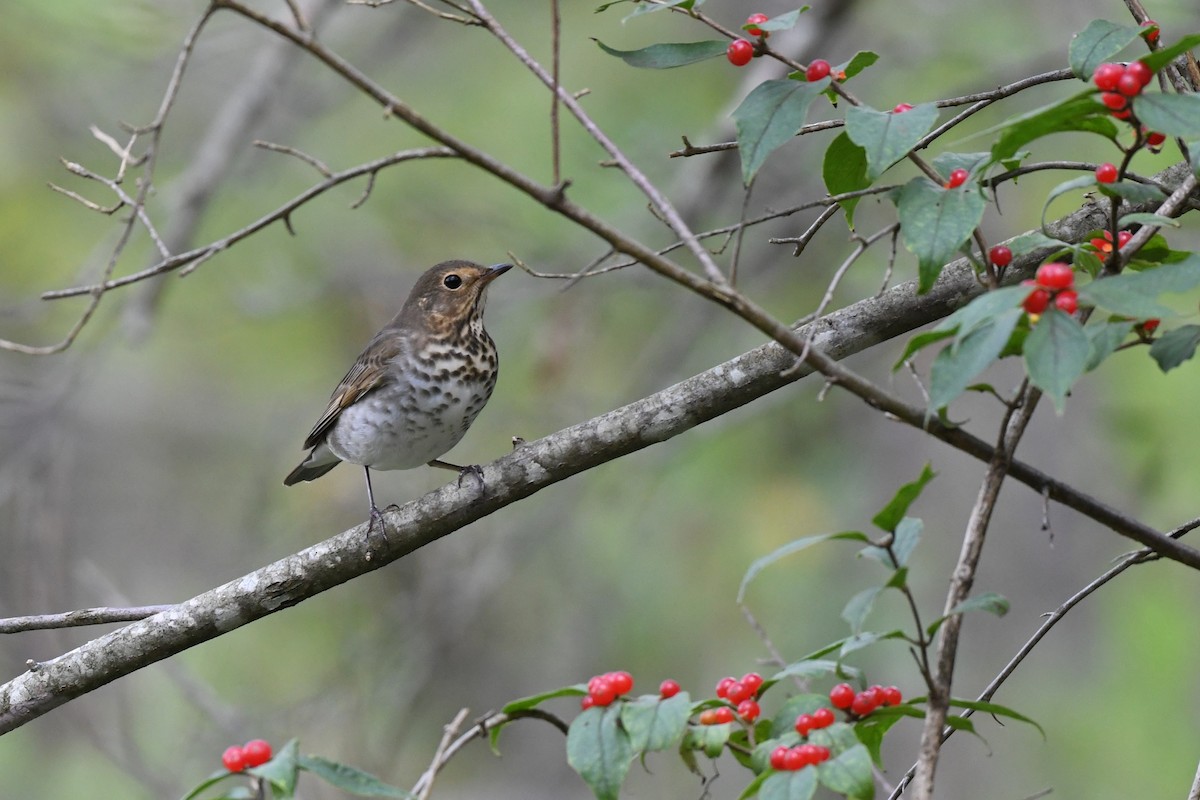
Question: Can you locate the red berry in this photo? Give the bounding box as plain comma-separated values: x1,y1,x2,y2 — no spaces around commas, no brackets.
882,686,903,706
811,707,835,729
989,245,1013,268
1023,287,1051,315
850,691,879,716
588,676,617,706
829,683,855,710
1036,262,1074,290
222,746,248,773
726,39,754,67
243,739,273,768
806,59,831,82
1142,318,1160,333
581,695,596,710
795,713,814,735
944,168,969,189
1146,131,1167,147
745,13,769,37
1117,230,1133,248
1117,72,1143,97
1141,20,1160,43
1054,290,1079,314
770,745,790,770
782,746,807,771
1127,61,1154,88
1095,162,1118,184
893,102,914,113
608,671,633,696
741,672,764,694
699,708,719,725
737,699,761,722
715,676,736,698
1092,62,1125,92
813,745,832,764
659,679,681,699
726,681,753,705
713,706,735,724
1101,92,1128,111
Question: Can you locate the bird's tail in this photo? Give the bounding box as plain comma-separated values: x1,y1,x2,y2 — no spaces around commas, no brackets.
284,445,341,485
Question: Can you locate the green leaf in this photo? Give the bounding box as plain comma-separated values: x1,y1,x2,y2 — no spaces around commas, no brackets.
896,177,987,293
1150,324,1200,371
1077,256,1200,317
1097,180,1167,204
947,697,1046,738
931,151,990,178
989,91,1117,164
1004,230,1070,257
1084,320,1135,371
733,79,828,184
1068,19,1141,79
759,767,819,800
871,463,935,532
1140,33,1200,71
818,743,874,799
893,327,956,368
927,591,1010,636
619,0,700,19
845,103,938,180
298,755,413,798
738,531,868,602
494,685,586,751
1132,92,1200,138
841,586,882,634
840,50,879,80
592,38,727,69
567,706,633,800
1023,309,1092,412
251,738,300,797
854,710,911,766
823,132,870,228
860,516,923,569
620,693,692,752
180,771,240,800
754,8,806,33
944,285,1030,340
839,629,906,658
1040,175,1100,229
684,720,733,758
929,308,1023,409
1118,212,1181,228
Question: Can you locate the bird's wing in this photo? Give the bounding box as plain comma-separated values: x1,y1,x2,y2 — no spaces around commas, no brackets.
301,329,408,450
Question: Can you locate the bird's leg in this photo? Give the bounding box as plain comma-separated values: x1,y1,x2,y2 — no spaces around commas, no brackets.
428,459,485,489
363,467,390,553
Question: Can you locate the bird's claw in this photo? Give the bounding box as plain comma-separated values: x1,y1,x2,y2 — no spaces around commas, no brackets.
365,504,390,561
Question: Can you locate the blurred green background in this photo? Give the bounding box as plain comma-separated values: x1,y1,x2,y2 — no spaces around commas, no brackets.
2,0,1199,798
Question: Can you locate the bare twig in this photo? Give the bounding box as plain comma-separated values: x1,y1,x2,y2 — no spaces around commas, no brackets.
415,707,470,800
253,140,333,177
0,606,175,634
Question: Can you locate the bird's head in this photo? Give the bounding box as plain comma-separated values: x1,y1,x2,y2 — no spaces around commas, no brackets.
400,260,511,334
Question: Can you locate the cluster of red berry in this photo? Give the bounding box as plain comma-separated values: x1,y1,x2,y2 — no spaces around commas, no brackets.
726,13,770,66
1093,60,1155,121
698,671,765,724
829,682,902,717
581,670,635,709
1022,262,1078,316
769,742,832,771
1092,229,1133,254
221,739,273,773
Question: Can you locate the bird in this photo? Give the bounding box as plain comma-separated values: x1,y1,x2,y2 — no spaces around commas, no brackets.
284,260,511,541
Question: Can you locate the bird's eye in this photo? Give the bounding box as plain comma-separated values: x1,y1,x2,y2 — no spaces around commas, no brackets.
443,274,463,289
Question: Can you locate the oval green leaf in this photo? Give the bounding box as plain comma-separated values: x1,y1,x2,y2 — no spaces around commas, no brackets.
734,78,828,184
566,706,633,800
1132,92,1200,138
1022,308,1091,413
1068,19,1141,79
845,103,938,180
592,38,727,68
896,177,987,293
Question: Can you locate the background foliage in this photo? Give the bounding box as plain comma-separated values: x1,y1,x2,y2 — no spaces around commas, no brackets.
1,0,1199,798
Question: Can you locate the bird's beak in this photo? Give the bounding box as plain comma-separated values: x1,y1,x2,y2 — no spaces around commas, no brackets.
483,263,513,282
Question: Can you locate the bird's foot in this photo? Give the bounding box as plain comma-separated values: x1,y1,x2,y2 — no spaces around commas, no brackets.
365,504,390,561
428,459,485,491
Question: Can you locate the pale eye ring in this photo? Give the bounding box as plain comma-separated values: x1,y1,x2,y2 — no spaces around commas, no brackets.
443,274,463,289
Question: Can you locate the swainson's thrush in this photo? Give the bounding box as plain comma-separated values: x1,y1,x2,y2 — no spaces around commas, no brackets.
284,260,511,536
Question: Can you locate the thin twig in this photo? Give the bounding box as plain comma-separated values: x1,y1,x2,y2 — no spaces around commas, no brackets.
0,606,175,634
253,140,333,177
415,707,470,800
